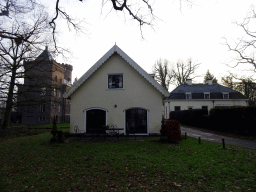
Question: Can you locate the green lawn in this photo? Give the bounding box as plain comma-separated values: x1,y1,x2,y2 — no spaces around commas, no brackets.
0,132,255,192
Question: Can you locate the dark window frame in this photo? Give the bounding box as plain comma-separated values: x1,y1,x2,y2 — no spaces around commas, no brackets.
108,74,123,89
204,93,210,99
174,106,181,111
186,93,192,100
223,93,229,99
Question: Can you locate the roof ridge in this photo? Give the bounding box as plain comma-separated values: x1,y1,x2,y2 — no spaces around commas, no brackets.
64,45,169,98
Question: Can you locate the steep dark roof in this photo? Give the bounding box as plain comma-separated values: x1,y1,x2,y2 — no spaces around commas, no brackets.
168,84,248,100
36,46,53,61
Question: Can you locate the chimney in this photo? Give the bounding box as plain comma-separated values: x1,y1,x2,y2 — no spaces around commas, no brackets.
206,79,213,85
186,79,192,85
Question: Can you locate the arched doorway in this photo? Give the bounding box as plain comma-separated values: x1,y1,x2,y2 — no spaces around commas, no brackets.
85,109,107,134
125,108,148,134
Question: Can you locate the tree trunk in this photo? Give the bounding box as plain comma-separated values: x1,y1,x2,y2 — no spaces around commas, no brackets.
2,62,17,130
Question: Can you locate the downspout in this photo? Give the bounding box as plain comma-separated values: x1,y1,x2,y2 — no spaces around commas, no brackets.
168,101,170,119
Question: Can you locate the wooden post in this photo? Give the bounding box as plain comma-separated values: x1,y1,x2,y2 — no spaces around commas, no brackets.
222,138,225,149
199,137,201,144
185,132,187,139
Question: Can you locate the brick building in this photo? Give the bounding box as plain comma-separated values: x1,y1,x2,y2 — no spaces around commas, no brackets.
17,47,72,124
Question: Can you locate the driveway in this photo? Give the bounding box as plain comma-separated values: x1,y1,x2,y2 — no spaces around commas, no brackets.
181,126,256,150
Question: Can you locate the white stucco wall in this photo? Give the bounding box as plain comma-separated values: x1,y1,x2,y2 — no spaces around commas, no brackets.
70,53,164,134
164,99,249,119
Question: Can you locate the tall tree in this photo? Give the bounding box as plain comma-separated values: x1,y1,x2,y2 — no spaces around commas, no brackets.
0,4,52,129
152,58,172,91
170,58,200,86
203,69,218,84
221,74,235,90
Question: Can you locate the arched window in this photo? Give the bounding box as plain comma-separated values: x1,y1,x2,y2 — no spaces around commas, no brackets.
55,76,57,81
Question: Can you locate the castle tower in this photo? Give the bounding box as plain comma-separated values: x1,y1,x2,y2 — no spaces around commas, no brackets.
62,64,73,84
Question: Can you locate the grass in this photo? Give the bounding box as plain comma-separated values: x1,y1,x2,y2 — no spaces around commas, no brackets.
0,132,255,192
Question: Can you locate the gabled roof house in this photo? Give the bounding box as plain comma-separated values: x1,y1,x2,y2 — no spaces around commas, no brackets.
64,45,169,135
164,79,249,119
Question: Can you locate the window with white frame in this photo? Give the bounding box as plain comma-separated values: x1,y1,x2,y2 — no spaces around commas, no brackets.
204,92,210,99
58,104,61,113
223,92,229,99
54,88,57,97
108,74,123,89
40,104,46,112
39,116,45,121
186,93,192,99
40,87,46,96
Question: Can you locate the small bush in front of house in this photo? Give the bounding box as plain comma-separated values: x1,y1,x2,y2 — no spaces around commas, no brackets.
164,119,182,142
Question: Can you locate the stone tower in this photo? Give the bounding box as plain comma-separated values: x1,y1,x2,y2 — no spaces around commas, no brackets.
62,64,73,84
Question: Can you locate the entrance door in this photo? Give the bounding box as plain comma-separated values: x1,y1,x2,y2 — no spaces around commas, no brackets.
86,109,106,133
126,108,147,134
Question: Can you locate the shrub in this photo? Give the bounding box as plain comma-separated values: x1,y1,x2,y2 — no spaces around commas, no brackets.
164,119,182,142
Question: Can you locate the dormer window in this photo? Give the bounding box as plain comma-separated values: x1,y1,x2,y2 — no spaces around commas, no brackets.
108,74,123,89
223,92,229,99
204,92,210,99
186,92,192,100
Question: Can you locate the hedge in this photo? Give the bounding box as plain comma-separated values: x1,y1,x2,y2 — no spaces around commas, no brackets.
209,106,256,135
169,109,208,128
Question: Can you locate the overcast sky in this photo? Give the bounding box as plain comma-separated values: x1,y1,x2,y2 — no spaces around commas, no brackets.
43,0,256,91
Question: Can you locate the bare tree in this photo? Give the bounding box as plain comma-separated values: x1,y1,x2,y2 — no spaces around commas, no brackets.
152,58,172,91
224,6,256,72
170,58,200,86
203,69,218,84
0,0,37,17
0,6,52,129
49,0,156,43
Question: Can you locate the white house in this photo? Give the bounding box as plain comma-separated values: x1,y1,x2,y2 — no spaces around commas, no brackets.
164,79,249,119
63,45,169,135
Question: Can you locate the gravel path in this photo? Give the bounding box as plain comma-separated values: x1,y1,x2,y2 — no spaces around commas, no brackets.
181,126,256,150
